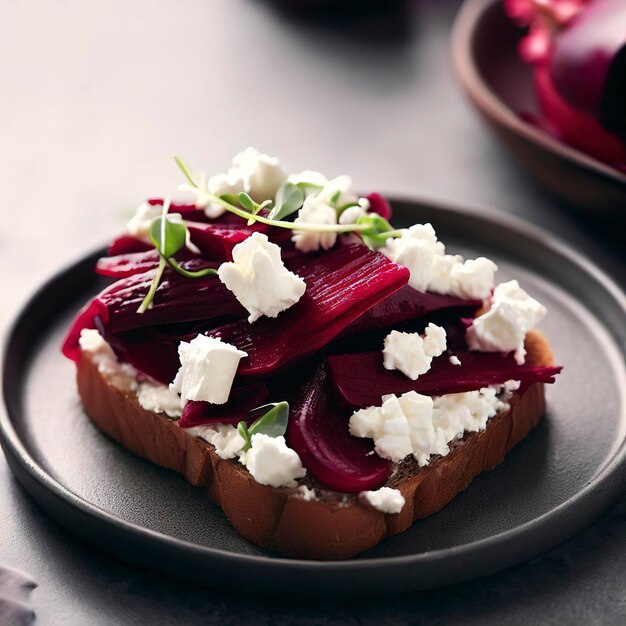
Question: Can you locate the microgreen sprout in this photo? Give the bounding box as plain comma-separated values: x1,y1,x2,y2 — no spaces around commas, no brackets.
174,157,381,236
237,401,290,452
137,199,218,313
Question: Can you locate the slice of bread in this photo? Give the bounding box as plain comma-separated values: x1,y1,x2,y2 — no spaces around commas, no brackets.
76,330,553,560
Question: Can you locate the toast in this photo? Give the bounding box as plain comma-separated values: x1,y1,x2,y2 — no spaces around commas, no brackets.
76,329,553,560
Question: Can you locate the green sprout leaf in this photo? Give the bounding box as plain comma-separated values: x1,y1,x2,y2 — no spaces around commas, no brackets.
219,193,240,205
269,182,305,221
357,213,395,249
149,216,187,259
237,192,256,212
239,402,290,451
247,198,272,226
174,156,198,188
237,421,252,450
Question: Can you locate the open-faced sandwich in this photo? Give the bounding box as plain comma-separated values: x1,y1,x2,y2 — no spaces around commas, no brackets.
62,148,562,559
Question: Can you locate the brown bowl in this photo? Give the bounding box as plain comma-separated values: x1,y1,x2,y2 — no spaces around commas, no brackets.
451,0,626,217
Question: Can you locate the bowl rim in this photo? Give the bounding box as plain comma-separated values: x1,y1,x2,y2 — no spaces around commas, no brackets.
450,0,626,186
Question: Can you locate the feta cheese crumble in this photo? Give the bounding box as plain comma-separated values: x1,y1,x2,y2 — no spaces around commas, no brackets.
338,203,368,226
449,355,462,366
243,434,307,488
217,232,306,323
136,383,183,418
350,391,437,463
350,387,509,466
382,224,444,292
291,174,369,252
170,335,247,406
180,147,286,218
292,196,338,253
382,324,447,380
79,329,138,392
360,487,405,513
382,223,498,299
186,424,246,460
467,280,547,364
126,202,164,241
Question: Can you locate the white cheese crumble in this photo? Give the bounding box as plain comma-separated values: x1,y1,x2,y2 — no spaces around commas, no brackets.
136,383,182,419
338,204,367,226
360,487,405,513
243,434,307,488
297,485,318,501
382,324,447,380
180,147,286,218
382,224,444,292
217,232,306,323
350,387,509,466
126,202,164,241
449,355,462,366
467,280,547,364
170,335,246,406
350,391,437,464
292,197,338,253
381,224,498,299
186,424,246,460
79,329,138,392
291,174,368,252
504,379,521,392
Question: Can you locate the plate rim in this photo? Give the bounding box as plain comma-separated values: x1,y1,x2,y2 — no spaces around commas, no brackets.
2,196,625,592
450,0,626,188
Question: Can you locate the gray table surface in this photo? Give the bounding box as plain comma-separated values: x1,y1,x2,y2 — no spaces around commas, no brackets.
1,0,625,624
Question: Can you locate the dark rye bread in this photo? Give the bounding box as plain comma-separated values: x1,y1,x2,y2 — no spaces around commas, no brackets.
76,330,553,560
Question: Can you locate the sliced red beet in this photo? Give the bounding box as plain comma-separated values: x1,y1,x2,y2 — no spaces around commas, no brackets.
95,248,203,279
328,350,562,409
366,193,392,221
97,250,161,278
209,244,409,376
62,299,110,361
287,363,392,493
62,261,246,360
188,224,253,261
104,328,185,384
107,235,153,257
341,286,480,337
178,381,270,428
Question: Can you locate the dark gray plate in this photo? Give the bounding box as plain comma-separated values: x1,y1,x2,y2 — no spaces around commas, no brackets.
2,199,625,597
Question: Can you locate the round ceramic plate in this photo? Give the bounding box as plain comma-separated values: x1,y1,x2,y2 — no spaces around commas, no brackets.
452,0,626,216
1,199,625,597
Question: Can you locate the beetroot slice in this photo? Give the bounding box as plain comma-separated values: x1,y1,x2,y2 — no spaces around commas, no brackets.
62,261,246,359
97,250,161,278
341,285,480,337
107,236,153,257
95,248,206,279
366,192,392,221
178,382,270,428
287,363,391,493
328,350,562,409
104,328,185,384
188,224,253,261
209,244,409,376
62,299,110,361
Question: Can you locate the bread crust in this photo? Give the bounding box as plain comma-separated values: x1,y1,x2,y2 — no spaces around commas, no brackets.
77,331,554,560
